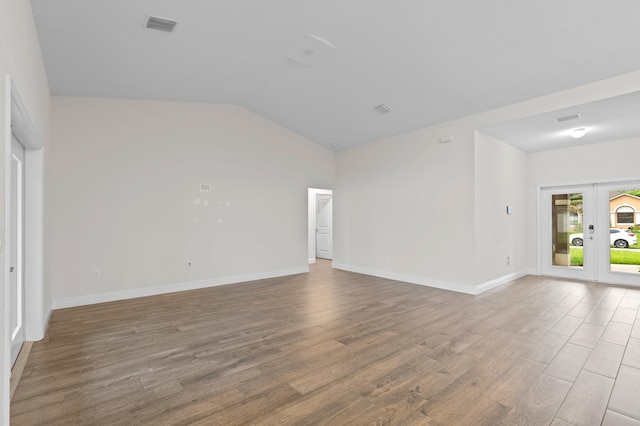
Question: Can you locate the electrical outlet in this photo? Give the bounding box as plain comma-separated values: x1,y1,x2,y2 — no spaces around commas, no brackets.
506,255,512,265
93,269,101,278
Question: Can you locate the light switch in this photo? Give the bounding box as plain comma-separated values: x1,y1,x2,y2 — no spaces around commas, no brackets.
506,206,513,215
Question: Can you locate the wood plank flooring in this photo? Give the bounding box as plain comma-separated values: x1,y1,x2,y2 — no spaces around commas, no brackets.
11,260,640,425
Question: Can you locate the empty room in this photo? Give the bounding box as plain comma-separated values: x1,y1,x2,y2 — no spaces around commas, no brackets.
3,1,640,424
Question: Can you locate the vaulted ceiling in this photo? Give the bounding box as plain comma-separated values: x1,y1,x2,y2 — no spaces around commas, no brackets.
30,0,640,151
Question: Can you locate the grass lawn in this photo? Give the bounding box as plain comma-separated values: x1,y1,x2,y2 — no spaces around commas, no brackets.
570,248,583,266
570,247,640,266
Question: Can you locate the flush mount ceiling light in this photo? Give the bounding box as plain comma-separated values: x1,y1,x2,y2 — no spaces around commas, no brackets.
144,15,178,32
373,104,392,114
570,128,587,138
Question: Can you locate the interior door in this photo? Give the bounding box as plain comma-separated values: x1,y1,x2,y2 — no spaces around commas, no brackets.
316,194,332,259
10,135,25,366
541,185,595,280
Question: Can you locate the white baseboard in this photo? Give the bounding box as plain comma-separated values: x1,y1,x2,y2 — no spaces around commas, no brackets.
308,257,316,264
475,269,530,294
332,263,530,295
27,303,52,342
52,266,309,309
332,263,479,294
41,304,52,337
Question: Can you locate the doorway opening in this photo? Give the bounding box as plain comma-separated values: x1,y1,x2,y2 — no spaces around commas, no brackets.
4,77,46,413
307,188,333,263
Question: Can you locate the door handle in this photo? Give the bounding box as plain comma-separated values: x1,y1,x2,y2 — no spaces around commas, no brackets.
9,266,14,273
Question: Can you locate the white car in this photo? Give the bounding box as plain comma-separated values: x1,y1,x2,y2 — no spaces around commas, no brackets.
570,228,638,248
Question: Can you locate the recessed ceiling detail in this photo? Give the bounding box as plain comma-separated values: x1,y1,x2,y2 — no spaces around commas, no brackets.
554,113,581,123
480,91,640,152
144,15,178,33
307,34,336,49
283,34,336,68
374,104,392,114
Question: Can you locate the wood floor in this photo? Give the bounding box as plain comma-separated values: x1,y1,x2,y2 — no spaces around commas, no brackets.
11,260,640,425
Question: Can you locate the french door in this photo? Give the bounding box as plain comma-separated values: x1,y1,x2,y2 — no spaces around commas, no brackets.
541,181,640,286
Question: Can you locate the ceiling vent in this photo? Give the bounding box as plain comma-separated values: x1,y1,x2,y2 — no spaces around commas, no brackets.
374,104,392,114
554,113,581,123
144,15,178,32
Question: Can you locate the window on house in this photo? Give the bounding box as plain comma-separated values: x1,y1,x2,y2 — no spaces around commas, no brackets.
617,212,634,224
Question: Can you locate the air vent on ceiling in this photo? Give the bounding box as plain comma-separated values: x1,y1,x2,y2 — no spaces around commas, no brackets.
374,104,392,114
554,113,581,123
144,15,178,32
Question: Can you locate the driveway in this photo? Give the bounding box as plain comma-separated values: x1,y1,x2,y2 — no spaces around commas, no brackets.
610,263,640,273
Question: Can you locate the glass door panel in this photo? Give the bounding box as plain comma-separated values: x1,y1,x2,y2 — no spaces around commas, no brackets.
551,193,583,268
597,183,640,285
541,186,595,281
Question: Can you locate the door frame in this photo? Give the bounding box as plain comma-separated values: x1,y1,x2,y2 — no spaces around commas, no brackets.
3,76,46,416
9,135,25,366
307,188,333,264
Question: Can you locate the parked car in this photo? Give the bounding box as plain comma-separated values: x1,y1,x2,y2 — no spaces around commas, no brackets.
570,228,638,248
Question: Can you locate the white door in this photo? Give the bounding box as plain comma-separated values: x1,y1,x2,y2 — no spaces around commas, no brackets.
316,194,332,259
10,135,26,366
541,185,595,281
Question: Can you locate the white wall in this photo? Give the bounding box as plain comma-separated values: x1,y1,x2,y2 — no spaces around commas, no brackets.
474,131,528,284
334,71,640,294
50,97,335,306
334,122,478,290
529,137,640,186
0,0,51,421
